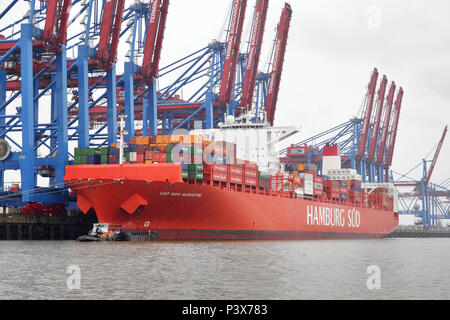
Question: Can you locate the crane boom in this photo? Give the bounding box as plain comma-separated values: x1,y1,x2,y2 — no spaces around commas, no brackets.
41,0,72,45
385,87,403,168
425,125,448,185
96,0,126,64
239,0,269,111
367,75,387,162
218,0,248,105
265,2,292,125
140,0,169,79
376,81,396,166
357,68,378,160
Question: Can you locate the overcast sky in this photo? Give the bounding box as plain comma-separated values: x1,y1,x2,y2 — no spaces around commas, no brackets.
1,0,449,186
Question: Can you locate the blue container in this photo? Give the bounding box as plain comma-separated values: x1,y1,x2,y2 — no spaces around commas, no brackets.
87,155,95,164
214,154,226,164
181,163,190,170
128,144,137,152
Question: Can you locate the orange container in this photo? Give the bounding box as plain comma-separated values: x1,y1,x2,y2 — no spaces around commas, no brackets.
168,135,182,144
156,135,166,144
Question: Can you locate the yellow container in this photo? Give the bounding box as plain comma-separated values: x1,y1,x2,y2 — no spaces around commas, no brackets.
182,135,191,144
155,135,165,144
194,135,203,144
168,135,182,144
297,163,304,171
145,160,152,164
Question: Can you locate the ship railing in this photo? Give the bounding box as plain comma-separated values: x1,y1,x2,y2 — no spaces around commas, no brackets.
198,179,391,211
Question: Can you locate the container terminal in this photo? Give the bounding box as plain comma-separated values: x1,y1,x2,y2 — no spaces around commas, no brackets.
0,0,447,240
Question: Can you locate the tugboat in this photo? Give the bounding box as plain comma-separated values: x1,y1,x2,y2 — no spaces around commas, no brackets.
77,223,131,242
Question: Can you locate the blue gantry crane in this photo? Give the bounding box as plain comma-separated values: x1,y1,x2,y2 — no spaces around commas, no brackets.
279,68,404,184
0,0,292,212
393,125,449,227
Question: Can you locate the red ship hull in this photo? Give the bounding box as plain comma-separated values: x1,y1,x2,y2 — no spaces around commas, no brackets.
64,164,399,240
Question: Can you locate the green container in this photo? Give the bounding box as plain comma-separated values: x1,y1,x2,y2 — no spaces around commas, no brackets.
75,147,89,156
100,147,109,155
166,144,175,154
94,148,102,156
259,172,271,181
74,155,88,164
100,155,108,164
73,156,81,165
182,170,189,179
166,151,173,163
87,148,96,156
188,170,203,180
189,146,203,155
124,152,130,162
188,163,203,171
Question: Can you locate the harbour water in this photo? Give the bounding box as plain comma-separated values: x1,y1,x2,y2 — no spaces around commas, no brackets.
0,238,449,300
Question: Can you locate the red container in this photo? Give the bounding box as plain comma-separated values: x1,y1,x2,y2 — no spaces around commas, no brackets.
159,153,167,163
244,177,258,186
136,154,144,163
229,174,243,184
108,154,116,164
244,169,258,178
287,146,306,157
136,144,147,153
243,162,258,170
152,152,160,162
258,179,270,189
144,151,152,160
205,163,228,174
205,172,228,183
228,165,243,176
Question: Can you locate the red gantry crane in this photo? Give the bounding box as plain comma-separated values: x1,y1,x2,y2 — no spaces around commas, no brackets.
357,68,379,160
139,0,170,81
385,87,404,168
376,81,396,167
265,3,292,125
239,0,269,113
95,0,126,67
39,0,72,47
217,0,248,107
367,75,387,162
425,125,448,186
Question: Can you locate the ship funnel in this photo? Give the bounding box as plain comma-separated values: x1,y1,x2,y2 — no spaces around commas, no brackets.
322,144,341,175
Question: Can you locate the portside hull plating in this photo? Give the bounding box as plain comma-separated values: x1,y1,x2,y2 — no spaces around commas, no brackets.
70,179,399,240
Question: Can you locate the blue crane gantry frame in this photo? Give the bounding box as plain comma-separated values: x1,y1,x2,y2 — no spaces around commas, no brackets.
393,125,449,227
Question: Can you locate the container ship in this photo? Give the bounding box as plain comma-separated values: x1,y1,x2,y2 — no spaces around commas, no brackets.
64,118,399,241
